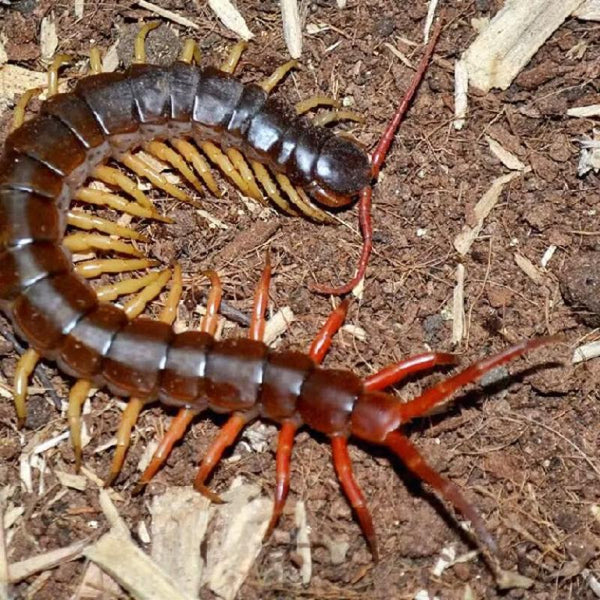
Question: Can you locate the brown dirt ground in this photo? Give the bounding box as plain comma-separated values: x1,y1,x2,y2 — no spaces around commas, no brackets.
0,0,599,598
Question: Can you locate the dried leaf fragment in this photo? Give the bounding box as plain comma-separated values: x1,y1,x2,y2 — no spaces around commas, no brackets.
207,0,254,40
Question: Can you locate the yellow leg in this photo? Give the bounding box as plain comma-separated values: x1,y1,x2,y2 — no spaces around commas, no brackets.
171,139,221,197
143,140,205,195
133,21,160,64
68,378,92,471
312,110,365,127
47,54,70,97
13,348,40,428
120,152,194,205
89,47,102,74
95,271,161,303
200,270,223,336
67,210,147,241
92,165,155,211
250,161,298,216
75,187,169,223
221,41,247,74
106,265,183,486
295,96,340,115
259,60,298,93
12,87,42,131
199,141,250,197
179,39,201,65
226,148,264,202
123,268,172,319
75,257,159,278
272,172,333,223
63,233,143,256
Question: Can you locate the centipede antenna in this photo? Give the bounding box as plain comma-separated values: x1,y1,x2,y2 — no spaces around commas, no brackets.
13,348,40,429
370,20,442,178
221,41,247,74
47,54,70,97
89,47,102,74
133,21,160,64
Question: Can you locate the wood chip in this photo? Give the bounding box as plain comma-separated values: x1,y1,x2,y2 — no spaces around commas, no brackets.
98,488,130,539
281,0,302,58
137,0,200,29
572,340,600,364
0,501,8,600
9,539,88,583
295,500,312,585
204,478,270,600
0,65,46,102
514,253,551,287
573,0,600,19
452,264,465,344
54,470,87,491
454,170,527,255
424,0,440,42
151,487,211,598
40,15,58,63
263,307,294,345
567,104,600,118
454,59,468,130
462,0,586,92
0,40,7,67
102,40,120,73
578,131,600,175
207,0,254,40
74,562,122,600
336,0,347,7
74,0,84,19
485,135,527,171
85,531,194,600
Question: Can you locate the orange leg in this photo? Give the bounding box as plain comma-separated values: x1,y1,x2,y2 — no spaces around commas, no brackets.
265,419,296,538
386,431,497,556
308,298,350,363
193,262,272,500
363,352,458,392
136,271,224,490
331,435,378,561
193,412,249,501
311,23,442,296
395,337,556,423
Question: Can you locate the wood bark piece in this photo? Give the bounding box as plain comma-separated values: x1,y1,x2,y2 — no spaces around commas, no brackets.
574,0,600,20
151,487,211,599
463,0,585,92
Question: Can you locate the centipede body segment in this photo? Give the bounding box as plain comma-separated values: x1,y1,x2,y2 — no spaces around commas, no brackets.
0,22,556,567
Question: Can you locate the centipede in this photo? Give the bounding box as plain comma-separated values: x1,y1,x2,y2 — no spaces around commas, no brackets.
0,21,555,570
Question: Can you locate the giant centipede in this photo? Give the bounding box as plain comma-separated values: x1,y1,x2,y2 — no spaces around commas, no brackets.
0,22,555,568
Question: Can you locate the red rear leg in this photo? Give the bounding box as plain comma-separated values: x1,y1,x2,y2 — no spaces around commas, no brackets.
311,21,443,295
308,298,350,363
136,271,223,490
363,351,457,392
385,431,497,555
396,337,556,423
193,259,272,500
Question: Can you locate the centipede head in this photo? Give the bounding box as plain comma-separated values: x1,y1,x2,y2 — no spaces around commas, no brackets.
309,136,371,208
